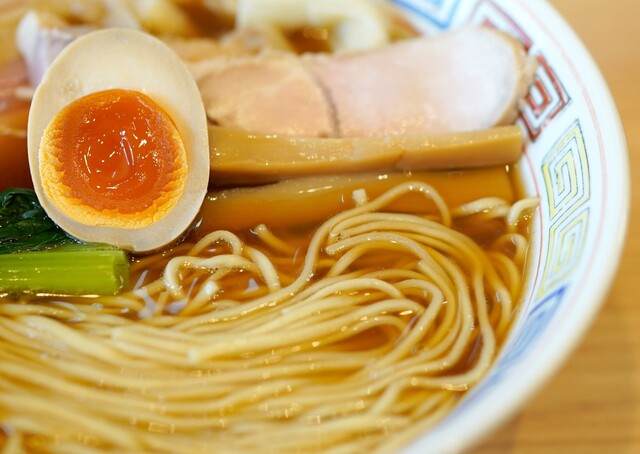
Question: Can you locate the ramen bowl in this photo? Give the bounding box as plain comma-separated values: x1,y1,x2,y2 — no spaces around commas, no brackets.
394,0,628,452
0,1,628,452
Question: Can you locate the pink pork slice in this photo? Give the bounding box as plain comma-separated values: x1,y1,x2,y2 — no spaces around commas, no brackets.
191,52,336,137
305,27,532,137
193,27,532,138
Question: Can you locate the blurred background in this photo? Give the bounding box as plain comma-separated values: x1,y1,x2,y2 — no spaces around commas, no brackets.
477,1,640,452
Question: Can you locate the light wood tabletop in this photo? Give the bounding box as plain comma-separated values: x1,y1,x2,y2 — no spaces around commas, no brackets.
475,1,640,452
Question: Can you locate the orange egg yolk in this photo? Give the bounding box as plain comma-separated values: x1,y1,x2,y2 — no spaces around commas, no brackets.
39,89,188,229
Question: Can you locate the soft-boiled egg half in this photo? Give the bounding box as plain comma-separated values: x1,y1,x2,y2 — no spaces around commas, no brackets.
28,28,209,252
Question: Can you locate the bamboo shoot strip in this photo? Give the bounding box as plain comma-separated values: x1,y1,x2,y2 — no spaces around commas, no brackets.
208,125,524,186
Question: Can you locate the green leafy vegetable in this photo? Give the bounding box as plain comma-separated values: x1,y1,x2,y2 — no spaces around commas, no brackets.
0,188,129,295
0,188,73,253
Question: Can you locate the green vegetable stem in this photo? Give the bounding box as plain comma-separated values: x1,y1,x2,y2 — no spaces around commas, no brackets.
0,244,129,295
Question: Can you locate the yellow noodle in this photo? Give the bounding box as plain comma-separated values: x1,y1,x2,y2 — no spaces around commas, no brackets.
0,182,536,453
254,223,299,255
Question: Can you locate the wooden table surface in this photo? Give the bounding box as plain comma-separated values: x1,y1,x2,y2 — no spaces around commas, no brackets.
476,1,640,452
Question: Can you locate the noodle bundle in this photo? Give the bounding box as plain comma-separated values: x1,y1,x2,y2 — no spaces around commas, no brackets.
0,182,536,453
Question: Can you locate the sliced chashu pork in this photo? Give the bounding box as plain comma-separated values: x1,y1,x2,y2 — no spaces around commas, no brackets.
192,52,335,137
16,23,531,138
191,27,533,137
306,27,533,137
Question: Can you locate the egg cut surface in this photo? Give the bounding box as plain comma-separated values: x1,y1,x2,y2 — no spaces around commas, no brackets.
28,28,210,252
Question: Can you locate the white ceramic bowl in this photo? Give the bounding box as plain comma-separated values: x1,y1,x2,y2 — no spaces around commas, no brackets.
391,0,629,452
